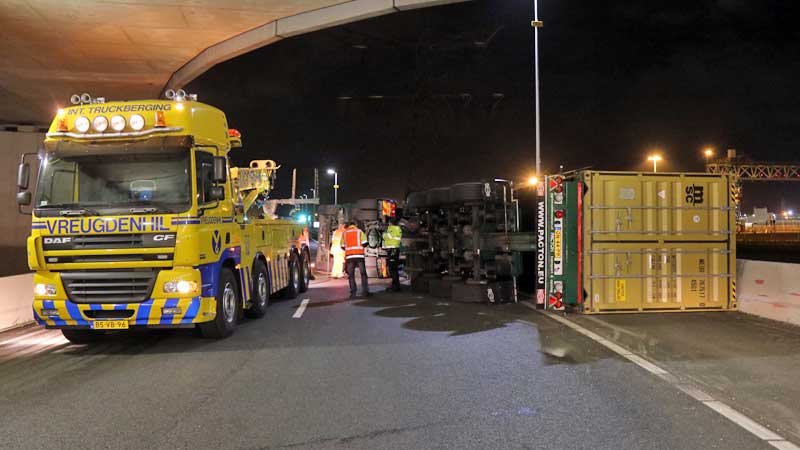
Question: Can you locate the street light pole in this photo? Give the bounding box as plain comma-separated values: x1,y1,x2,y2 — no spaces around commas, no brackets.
647,154,662,173
333,172,339,206
327,168,339,206
533,0,542,175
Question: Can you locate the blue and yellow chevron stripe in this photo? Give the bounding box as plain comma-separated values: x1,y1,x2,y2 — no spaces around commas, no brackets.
32,297,216,327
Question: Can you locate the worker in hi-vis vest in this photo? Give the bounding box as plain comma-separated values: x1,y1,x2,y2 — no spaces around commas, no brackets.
330,224,346,278
382,219,402,292
341,221,369,298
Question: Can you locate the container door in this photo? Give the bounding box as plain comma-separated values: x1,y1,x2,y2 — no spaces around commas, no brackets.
670,178,728,240
588,172,731,242
587,243,731,312
589,246,644,311
597,177,643,239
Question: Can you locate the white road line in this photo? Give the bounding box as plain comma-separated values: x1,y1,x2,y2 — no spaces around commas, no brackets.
293,299,309,319
522,303,800,450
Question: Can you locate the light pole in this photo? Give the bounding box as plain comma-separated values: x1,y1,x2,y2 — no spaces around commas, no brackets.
532,0,543,176
648,154,662,173
326,168,339,205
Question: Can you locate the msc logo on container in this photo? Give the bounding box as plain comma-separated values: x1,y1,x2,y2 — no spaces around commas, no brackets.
685,184,704,205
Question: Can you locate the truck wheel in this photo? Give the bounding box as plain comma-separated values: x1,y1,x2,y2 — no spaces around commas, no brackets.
61,329,103,344
245,260,270,319
199,268,239,339
298,249,311,293
356,198,379,210
283,252,300,299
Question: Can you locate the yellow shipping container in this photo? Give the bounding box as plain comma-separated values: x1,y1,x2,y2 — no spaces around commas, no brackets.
585,242,735,313
583,171,733,242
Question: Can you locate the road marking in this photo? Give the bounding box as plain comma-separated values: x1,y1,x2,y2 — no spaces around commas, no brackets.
293,299,309,318
522,303,800,450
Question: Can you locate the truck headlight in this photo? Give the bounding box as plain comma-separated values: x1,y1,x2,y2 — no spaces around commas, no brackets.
164,280,197,294
110,115,126,131
74,116,90,133
93,115,108,132
129,114,145,131
34,283,57,296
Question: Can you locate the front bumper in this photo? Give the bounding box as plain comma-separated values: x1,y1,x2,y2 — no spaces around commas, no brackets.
33,296,216,328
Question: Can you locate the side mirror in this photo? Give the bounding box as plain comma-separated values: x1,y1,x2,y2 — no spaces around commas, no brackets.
16,191,31,206
213,157,227,183
17,163,30,190
209,186,225,201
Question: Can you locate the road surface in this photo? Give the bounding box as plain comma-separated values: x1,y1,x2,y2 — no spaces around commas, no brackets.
0,277,796,450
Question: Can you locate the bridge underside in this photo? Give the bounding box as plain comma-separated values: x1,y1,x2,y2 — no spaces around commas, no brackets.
0,0,466,125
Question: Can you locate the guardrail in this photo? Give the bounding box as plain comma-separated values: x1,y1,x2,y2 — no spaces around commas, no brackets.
738,224,800,234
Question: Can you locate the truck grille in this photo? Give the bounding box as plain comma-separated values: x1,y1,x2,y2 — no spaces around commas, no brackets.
61,270,158,304
71,234,145,249
42,233,176,250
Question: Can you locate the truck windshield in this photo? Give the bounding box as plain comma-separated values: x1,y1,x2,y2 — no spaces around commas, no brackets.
35,147,191,215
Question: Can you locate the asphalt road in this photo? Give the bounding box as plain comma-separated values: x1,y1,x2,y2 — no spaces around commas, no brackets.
0,278,781,450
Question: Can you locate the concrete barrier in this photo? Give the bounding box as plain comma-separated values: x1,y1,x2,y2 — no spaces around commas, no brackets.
737,259,800,327
0,273,33,331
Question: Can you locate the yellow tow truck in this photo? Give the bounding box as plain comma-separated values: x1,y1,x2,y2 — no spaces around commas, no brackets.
15,92,311,342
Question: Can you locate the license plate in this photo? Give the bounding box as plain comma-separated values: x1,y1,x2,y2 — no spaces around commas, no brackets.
91,320,129,330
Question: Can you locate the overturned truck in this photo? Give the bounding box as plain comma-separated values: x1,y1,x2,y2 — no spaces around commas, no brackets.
403,180,535,303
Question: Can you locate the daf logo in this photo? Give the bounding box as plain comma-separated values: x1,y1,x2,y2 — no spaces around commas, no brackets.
44,237,71,244
153,234,175,242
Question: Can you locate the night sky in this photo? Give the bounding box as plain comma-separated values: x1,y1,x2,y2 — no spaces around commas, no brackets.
188,0,800,213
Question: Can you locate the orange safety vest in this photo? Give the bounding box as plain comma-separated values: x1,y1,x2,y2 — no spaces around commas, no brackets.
342,226,366,259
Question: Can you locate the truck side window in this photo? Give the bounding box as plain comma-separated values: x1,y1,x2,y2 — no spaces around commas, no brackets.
195,151,215,204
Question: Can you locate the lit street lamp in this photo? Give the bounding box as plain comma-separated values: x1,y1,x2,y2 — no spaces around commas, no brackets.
648,154,662,173
528,175,539,186
704,148,713,165
326,168,339,205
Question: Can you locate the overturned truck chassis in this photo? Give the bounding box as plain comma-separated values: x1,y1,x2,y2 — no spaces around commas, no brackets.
403,180,535,303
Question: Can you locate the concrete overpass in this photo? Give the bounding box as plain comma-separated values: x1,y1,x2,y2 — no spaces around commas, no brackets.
0,0,466,125
0,0,466,279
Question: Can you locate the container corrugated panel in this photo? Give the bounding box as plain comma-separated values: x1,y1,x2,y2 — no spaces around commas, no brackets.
585,242,734,312
582,171,733,242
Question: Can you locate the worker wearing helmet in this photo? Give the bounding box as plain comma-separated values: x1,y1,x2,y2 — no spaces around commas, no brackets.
382,218,403,292
341,221,369,298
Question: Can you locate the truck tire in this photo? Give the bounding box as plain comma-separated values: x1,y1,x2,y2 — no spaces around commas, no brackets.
356,198,379,210
355,208,379,221
283,252,300,299
318,204,339,215
199,268,239,339
298,249,311,293
61,329,103,344
367,228,382,249
427,187,451,206
245,260,270,319
450,182,485,202
406,191,428,209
